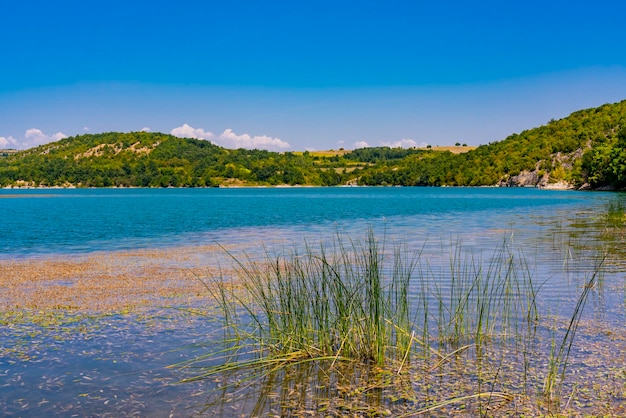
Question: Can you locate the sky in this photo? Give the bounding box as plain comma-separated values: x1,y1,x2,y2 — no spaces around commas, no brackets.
2,0,626,151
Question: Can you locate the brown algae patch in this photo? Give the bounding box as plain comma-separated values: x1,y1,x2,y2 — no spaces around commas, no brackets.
0,246,224,313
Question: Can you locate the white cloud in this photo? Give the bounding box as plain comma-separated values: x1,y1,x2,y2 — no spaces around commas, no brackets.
170,123,215,141
24,128,46,144
22,129,67,148
381,139,421,148
24,128,67,146
140,127,151,132
1,129,68,150
216,129,290,151
353,141,370,149
170,124,290,151
83,126,90,132
0,136,17,148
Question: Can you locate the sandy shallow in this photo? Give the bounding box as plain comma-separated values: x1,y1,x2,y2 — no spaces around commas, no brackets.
1,244,625,416
0,246,227,313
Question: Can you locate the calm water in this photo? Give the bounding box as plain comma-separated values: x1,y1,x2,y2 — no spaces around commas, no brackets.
0,187,621,256
1,187,625,416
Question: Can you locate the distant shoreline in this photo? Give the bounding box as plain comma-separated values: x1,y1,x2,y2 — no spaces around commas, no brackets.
1,183,604,191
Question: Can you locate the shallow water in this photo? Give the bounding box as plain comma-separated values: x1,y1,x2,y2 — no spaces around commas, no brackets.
1,187,625,416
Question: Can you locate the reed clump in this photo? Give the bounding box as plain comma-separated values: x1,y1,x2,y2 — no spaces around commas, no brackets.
212,229,416,367
606,201,626,228
179,230,609,416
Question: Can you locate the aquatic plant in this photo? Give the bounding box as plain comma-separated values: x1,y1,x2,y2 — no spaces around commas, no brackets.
423,239,539,350
606,201,626,227
542,253,606,410
202,230,417,369
175,230,611,416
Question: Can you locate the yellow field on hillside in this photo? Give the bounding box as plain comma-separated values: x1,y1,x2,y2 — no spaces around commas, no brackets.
295,145,476,157
430,145,477,154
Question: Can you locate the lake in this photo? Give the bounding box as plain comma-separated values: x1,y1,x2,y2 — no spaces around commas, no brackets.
1,187,625,416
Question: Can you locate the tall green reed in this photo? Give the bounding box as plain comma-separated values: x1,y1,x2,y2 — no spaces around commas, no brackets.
542,253,606,408
421,239,539,351
192,232,543,377
177,230,608,416
606,201,626,228
210,229,416,367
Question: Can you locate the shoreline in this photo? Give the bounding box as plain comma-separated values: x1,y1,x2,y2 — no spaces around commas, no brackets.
2,183,617,191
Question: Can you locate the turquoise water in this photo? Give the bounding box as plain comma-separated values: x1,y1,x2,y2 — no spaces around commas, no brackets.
0,187,618,257
1,187,625,416
3,187,624,331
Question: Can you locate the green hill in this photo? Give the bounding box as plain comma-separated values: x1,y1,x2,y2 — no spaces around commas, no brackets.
0,131,348,187
351,99,626,189
1,100,625,189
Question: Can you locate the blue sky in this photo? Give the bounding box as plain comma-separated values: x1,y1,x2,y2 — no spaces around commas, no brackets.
2,0,626,151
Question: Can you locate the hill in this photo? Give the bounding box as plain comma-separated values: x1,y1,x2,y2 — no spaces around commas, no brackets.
0,131,349,187
352,100,626,189
0,100,625,189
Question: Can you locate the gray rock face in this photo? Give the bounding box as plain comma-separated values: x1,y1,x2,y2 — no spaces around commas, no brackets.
498,170,541,187
497,147,586,189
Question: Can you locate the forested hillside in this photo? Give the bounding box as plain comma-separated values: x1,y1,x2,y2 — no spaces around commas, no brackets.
353,100,626,189
0,132,344,187
1,100,625,189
